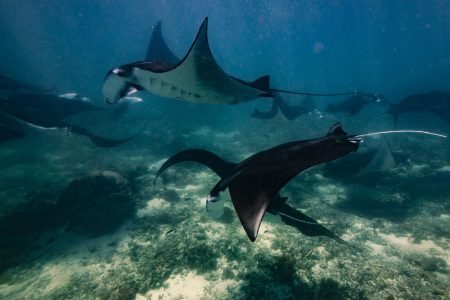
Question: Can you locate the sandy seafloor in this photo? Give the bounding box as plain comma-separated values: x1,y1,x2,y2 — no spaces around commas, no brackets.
0,110,449,300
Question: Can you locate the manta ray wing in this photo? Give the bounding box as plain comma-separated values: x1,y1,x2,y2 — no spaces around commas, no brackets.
226,162,310,241
228,176,276,241
155,149,236,184
429,108,450,125
357,135,395,176
275,93,309,120
251,99,279,119
133,18,272,104
146,21,180,64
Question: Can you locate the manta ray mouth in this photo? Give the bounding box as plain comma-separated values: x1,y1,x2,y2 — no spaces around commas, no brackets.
347,136,363,144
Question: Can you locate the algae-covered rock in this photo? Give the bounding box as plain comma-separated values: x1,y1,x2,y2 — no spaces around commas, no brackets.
58,170,134,236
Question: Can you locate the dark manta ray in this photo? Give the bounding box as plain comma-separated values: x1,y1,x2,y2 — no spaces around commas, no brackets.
0,73,53,94
0,93,138,147
155,123,361,244
155,150,353,247
251,92,310,120
326,92,384,116
388,91,450,126
104,18,353,105
0,93,103,127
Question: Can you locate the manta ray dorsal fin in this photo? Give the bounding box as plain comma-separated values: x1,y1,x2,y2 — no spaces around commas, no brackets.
250,75,271,93
327,122,347,137
228,176,276,242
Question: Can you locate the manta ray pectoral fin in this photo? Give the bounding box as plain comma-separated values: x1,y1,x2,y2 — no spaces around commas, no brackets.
154,149,236,185
227,178,275,242
251,99,279,120
357,135,396,176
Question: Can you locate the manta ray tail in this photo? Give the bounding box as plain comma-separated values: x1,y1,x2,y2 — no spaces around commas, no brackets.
270,88,356,97
154,149,236,184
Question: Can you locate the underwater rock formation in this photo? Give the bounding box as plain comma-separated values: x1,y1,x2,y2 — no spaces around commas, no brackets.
0,170,135,273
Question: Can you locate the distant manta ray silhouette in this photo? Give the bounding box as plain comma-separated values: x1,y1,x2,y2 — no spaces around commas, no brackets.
155,123,361,244
103,18,354,105
0,93,140,147
326,92,385,116
386,91,450,127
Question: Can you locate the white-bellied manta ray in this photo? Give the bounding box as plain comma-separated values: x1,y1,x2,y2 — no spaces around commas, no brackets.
103,18,354,105
155,123,361,245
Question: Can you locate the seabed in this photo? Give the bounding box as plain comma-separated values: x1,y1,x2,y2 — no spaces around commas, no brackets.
0,117,448,300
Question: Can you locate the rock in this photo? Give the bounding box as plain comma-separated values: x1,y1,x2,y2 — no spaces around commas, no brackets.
57,171,134,236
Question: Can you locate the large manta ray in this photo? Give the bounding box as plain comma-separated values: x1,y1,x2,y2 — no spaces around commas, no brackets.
0,93,138,147
145,21,310,121
103,17,272,104
155,123,361,245
103,18,353,105
388,91,450,127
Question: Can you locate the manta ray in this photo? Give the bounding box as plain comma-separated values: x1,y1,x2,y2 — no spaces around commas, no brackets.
326,92,384,116
155,123,361,244
0,93,103,127
387,91,450,126
103,18,353,105
0,73,53,94
0,93,139,147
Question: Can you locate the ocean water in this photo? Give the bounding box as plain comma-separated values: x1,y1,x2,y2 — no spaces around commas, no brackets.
0,1,449,299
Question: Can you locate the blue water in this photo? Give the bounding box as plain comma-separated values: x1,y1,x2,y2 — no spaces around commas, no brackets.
0,1,449,299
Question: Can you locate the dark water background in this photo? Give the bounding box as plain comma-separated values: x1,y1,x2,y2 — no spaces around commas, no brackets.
1,1,449,103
